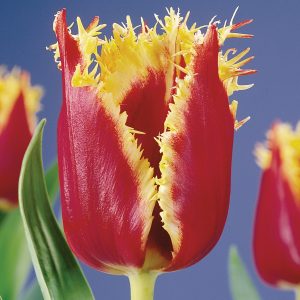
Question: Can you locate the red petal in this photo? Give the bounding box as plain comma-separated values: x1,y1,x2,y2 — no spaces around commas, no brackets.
121,70,169,177
120,71,174,266
55,10,156,273
0,93,32,207
158,25,234,271
253,148,300,285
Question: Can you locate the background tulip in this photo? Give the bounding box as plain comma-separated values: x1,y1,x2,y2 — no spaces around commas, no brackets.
51,8,254,298
0,68,42,210
254,122,300,299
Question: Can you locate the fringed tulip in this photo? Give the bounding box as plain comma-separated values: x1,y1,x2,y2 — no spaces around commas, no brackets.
51,8,254,298
0,68,42,210
254,123,300,298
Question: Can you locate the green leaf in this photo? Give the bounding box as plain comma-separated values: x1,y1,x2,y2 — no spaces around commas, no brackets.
229,245,261,300
22,160,59,300
45,160,59,204
23,282,43,300
19,119,94,300
0,209,31,300
0,160,59,300
0,211,7,225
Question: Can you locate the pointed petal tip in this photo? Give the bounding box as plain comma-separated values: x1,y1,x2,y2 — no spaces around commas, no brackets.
53,9,65,31
232,19,253,30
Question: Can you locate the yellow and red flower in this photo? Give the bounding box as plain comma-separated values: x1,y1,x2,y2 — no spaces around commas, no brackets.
0,68,42,210
51,8,254,276
254,123,300,287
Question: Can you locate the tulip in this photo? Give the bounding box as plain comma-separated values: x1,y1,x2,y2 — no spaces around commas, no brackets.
51,8,254,299
254,122,300,298
0,68,42,210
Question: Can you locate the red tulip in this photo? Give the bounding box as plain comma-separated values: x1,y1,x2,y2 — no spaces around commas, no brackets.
254,123,300,291
51,7,254,295
0,68,42,210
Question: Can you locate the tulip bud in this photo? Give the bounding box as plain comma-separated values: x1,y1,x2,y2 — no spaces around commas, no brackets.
254,122,300,292
51,7,254,298
0,68,42,210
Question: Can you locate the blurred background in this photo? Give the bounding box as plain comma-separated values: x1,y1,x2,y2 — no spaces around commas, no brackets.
0,0,299,299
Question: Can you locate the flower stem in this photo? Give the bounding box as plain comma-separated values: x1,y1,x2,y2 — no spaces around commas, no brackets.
128,271,158,300
296,288,300,300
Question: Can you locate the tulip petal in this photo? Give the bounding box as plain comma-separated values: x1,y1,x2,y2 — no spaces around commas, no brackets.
55,10,157,273
157,25,234,271
121,71,169,177
120,72,174,268
254,148,300,285
0,93,32,208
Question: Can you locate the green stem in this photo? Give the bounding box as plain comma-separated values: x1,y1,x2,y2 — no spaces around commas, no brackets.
296,288,300,300
128,271,158,300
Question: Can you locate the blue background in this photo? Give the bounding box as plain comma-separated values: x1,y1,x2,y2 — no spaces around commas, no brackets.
0,0,299,299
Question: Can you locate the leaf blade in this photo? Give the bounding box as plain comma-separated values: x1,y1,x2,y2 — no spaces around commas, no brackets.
19,119,94,300
23,281,43,300
0,160,59,300
0,209,31,300
229,245,261,300
45,160,59,204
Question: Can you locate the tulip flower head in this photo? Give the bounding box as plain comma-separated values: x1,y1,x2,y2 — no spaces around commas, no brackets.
51,7,254,297
0,68,42,210
254,123,300,295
